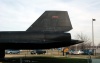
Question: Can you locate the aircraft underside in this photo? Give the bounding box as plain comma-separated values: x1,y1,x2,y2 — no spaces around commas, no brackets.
0,39,82,58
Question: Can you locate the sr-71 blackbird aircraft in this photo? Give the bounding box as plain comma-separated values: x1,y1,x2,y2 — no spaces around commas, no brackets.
0,11,83,58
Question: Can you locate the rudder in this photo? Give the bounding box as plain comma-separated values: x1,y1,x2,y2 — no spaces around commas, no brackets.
26,11,72,32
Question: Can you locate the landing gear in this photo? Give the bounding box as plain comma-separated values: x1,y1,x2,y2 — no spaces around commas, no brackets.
0,49,5,58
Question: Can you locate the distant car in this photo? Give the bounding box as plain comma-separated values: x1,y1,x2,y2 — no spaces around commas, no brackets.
73,50,84,55
5,50,20,54
31,50,46,54
57,48,62,50
30,50,36,54
36,50,46,54
83,49,94,55
68,50,75,54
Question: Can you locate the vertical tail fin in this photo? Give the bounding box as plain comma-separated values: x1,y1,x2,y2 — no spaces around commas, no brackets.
26,11,72,32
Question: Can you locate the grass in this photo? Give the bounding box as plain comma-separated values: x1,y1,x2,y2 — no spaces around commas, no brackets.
0,56,88,63
95,56,100,59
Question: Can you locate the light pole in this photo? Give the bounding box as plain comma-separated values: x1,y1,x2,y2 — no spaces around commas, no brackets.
92,18,95,55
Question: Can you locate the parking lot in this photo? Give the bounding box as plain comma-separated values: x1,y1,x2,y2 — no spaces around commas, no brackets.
5,49,98,59
5,50,63,58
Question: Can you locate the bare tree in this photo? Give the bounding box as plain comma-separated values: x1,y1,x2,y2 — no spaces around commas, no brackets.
74,32,91,50
69,45,76,50
86,42,92,49
98,43,100,46
97,43,100,48
75,33,90,43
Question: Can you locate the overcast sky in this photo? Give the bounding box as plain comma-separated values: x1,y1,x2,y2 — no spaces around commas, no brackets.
0,0,100,45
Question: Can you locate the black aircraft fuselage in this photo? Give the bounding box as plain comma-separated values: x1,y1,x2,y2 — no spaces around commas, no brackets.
0,32,71,49
0,11,83,58
0,31,71,49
